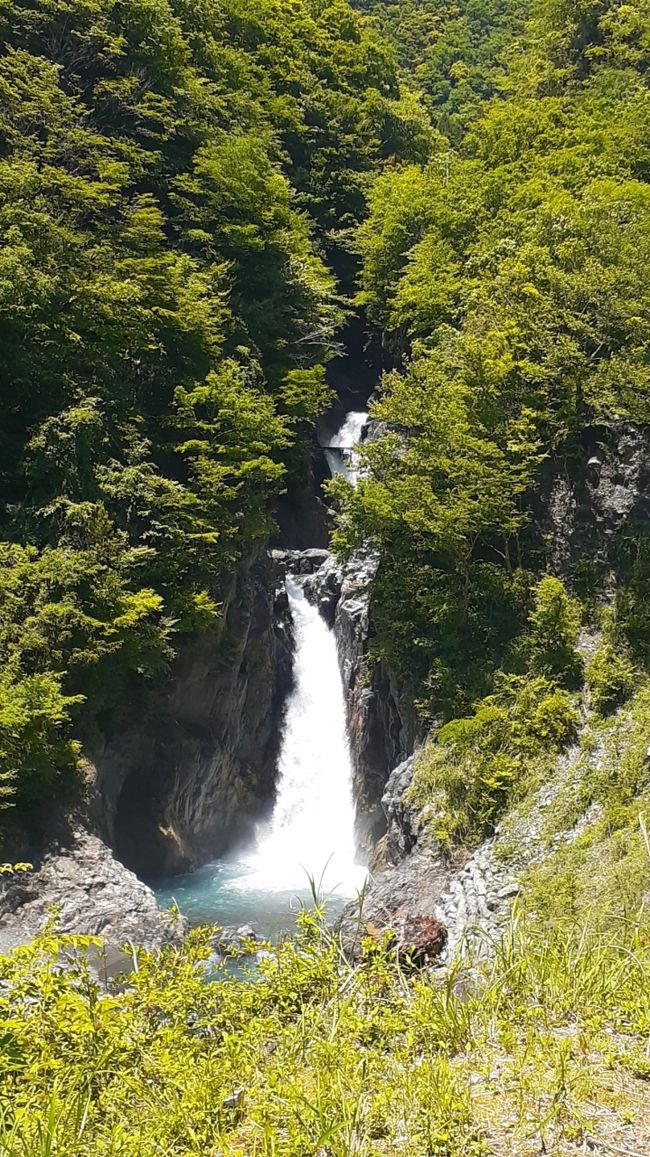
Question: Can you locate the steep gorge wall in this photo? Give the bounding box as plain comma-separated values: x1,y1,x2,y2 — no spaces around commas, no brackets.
331,557,421,848
90,550,294,881
1,549,295,950
298,549,421,850
338,422,650,950
536,422,650,577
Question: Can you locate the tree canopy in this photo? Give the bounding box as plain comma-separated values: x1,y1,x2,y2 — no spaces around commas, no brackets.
333,0,650,718
0,0,424,818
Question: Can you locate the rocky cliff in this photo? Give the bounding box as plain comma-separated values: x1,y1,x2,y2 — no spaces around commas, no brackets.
301,549,420,849
0,826,184,963
339,423,650,957
0,549,295,949
536,422,650,577
92,549,294,881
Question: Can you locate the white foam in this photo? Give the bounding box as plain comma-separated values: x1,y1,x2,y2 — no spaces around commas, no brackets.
322,410,368,484
235,578,367,897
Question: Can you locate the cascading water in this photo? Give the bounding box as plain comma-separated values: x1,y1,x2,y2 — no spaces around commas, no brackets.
156,410,370,934
322,410,368,483
234,578,366,895
156,543,367,935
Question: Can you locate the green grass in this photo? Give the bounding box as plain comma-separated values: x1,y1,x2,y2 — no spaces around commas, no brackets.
0,900,648,1156
513,683,650,942
3,669,650,1157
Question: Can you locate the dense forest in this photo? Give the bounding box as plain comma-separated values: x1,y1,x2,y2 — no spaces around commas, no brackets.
4,0,649,828
0,0,426,822
2,0,650,1152
330,0,650,846
341,0,650,704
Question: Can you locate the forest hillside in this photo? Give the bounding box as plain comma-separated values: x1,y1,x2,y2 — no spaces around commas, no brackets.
1,1,650,1153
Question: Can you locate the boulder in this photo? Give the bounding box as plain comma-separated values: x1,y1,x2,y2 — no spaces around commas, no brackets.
393,915,448,966
0,826,183,967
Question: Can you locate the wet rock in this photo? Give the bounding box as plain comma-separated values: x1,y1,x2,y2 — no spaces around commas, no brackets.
272,548,331,577
273,442,333,550
212,925,259,954
0,826,182,960
331,553,421,850
381,756,419,864
92,548,294,879
302,553,342,626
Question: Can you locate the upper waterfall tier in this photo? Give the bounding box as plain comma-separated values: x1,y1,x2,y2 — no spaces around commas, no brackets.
320,410,368,484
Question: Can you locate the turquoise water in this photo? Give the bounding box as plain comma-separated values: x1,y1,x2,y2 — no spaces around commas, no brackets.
155,857,354,940
155,575,367,940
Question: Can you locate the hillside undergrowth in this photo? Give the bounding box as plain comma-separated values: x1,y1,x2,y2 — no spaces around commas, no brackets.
0,897,648,1157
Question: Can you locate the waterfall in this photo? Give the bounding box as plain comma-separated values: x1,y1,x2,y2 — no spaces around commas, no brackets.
322,410,368,483
232,409,371,899
156,410,370,931
236,577,366,897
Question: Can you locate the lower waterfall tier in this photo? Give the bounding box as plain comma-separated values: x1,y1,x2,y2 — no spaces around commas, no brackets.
155,575,367,935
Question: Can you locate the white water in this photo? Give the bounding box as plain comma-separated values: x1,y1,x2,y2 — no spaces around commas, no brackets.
323,410,368,483
234,578,366,897
157,575,366,932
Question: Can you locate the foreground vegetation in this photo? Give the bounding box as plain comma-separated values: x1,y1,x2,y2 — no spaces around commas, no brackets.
2,672,649,1155
0,892,648,1156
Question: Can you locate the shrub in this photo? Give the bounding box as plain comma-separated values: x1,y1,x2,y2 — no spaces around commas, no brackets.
409,674,579,852
0,673,82,811
527,577,583,684
585,639,636,714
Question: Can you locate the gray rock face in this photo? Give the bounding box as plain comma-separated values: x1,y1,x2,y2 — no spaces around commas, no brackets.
380,755,419,863
338,850,448,958
338,742,523,962
90,549,294,880
538,423,650,576
0,826,181,960
272,445,333,550
340,834,520,964
333,555,420,849
271,548,331,577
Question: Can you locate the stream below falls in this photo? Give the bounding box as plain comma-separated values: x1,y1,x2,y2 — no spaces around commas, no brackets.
155,412,369,938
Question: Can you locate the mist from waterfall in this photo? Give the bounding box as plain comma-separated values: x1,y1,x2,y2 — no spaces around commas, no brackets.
156,566,367,931
234,577,366,897
323,410,368,483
